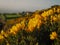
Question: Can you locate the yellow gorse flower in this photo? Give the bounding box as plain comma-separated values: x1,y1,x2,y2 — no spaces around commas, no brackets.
10,23,21,34
50,31,57,40
0,34,4,39
9,20,25,34
52,16,57,21
57,8,60,13
15,23,21,29
20,20,25,29
27,14,42,32
1,30,8,37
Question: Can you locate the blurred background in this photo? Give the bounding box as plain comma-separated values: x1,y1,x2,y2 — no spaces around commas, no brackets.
0,0,60,13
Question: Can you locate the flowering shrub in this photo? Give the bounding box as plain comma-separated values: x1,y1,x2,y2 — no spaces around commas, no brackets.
0,5,60,45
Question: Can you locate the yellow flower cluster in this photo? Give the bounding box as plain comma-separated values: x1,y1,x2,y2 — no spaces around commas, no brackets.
50,31,57,40
0,30,10,40
27,14,42,32
20,20,25,29
52,16,57,21
9,20,25,34
41,9,53,17
41,7,60,21
0,34,4,39
1,30,8,37
50,15,58,22
10,23,21,34
57,8,60,13
41,9,54,21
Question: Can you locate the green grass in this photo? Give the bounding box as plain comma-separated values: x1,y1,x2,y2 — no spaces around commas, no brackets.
0,14,21,20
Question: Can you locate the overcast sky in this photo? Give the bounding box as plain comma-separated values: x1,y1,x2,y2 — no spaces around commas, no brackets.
0,0,60,13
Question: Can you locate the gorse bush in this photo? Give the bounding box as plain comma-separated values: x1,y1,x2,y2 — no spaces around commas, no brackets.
0,5,60,45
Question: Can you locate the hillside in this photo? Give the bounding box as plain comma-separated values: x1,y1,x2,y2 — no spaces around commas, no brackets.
0,5,60,45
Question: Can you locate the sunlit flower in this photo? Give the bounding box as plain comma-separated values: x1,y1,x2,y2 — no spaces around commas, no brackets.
20,20,25,29
57,8,60,13
1,30,4,35
50,31,57,40
0,34,4,39
37,20,42,29
27,14,42,32
9,25,18,34
15,23,21,29
1,30,8,37
52,16,57,21
48,9,53,15
12,26,18,32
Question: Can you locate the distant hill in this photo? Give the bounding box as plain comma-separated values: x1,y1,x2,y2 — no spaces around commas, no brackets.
0,5,60,21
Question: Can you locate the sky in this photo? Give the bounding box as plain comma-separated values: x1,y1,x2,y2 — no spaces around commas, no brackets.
0,0,60,13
